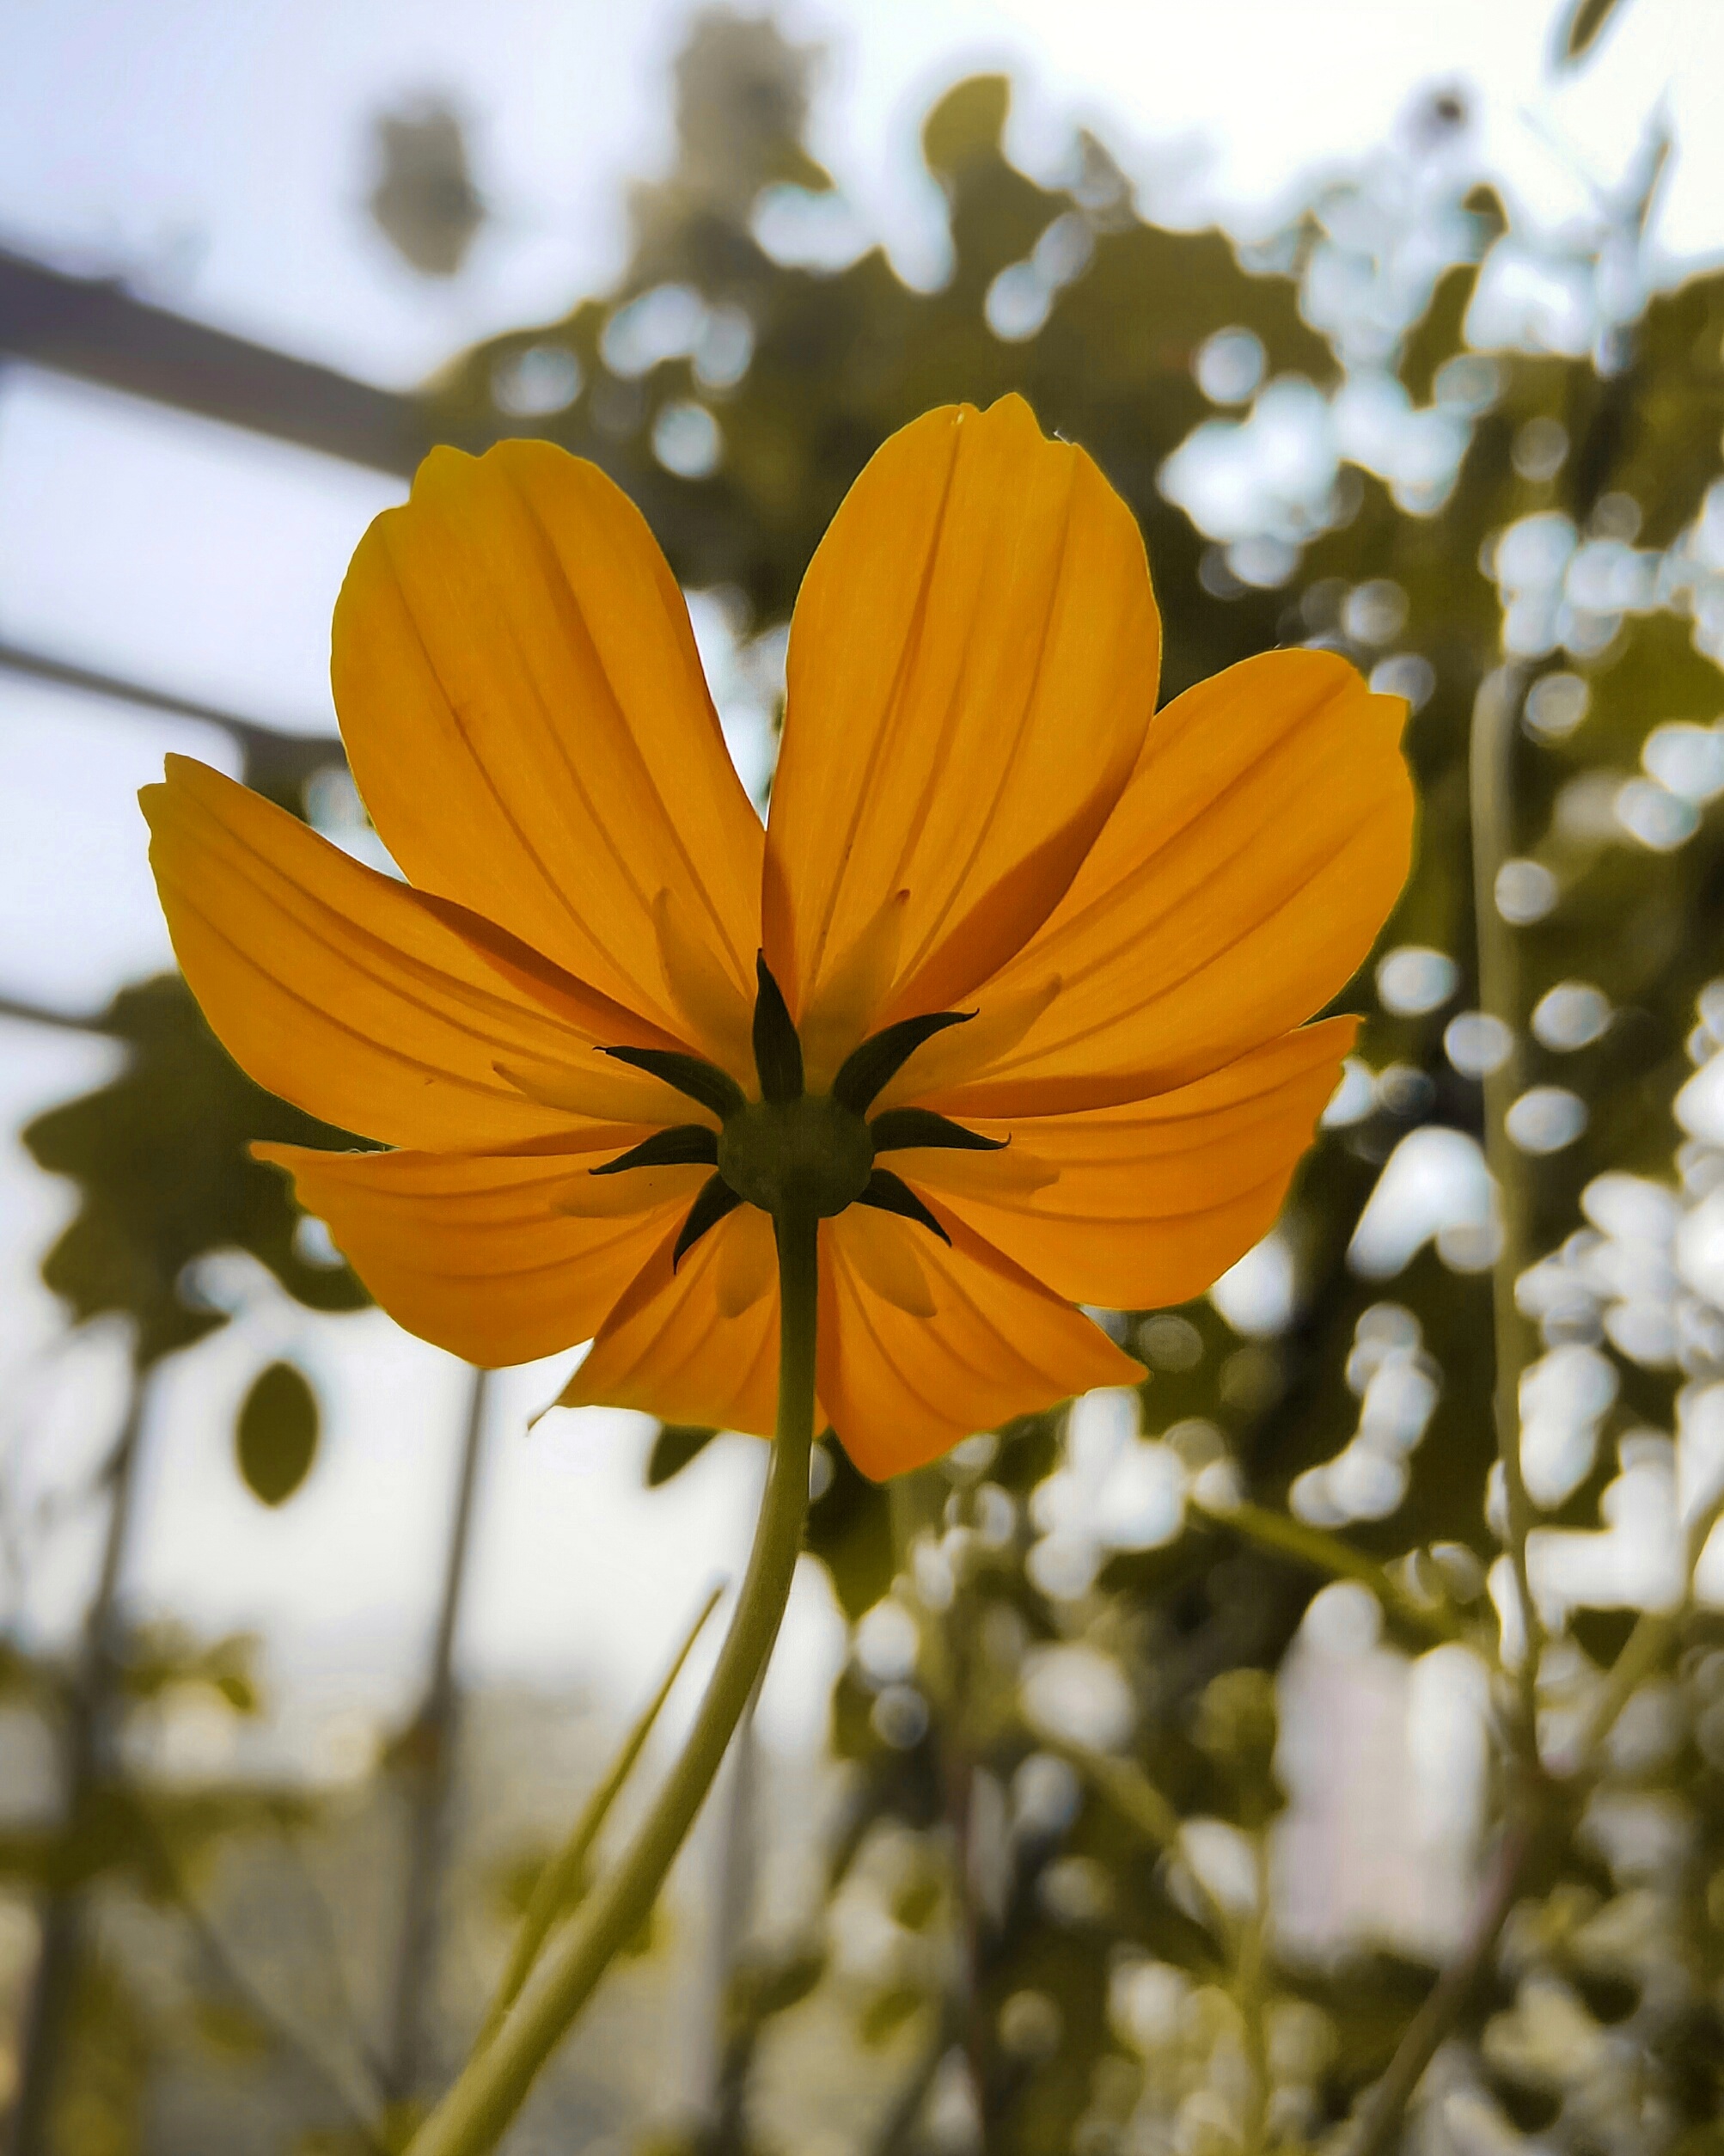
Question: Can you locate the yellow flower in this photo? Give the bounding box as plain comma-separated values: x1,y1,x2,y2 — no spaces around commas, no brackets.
142,395,1411,1479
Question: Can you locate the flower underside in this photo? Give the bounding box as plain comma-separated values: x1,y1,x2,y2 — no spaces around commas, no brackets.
597,953,1005,1265
141,393,1416,1478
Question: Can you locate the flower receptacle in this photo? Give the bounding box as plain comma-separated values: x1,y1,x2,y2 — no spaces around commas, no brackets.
717,1093,873,1220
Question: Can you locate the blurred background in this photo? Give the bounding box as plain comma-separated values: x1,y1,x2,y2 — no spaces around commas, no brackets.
4,1,1724,2150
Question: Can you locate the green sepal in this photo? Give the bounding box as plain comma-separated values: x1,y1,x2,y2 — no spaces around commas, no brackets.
673,1173,743,1265
833,1011,971,1114
602,1046,746,1120
857,1168,950,1245
868,1107,1006,1155
751,953,804,1102
590,1124,719,1175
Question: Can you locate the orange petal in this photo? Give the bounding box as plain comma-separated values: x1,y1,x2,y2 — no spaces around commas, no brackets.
798,888,908,1093
926,649,1412,1118
254,1140,683,1367
872,974,1061,1112
819,1207,1141,1480
652,887,755,1080
333,441,763,1072
763,396,1160,1048
889,1144,1058,1202
143,756,642,1151
555,1209,782,1436
909,1021,1354,1310
498,1054,718,1129
713,1204,778,1317
552,1161,713,1218
839,1204,936,1317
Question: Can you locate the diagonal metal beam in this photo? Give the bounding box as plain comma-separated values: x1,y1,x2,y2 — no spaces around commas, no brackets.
0,245,429,476
0,636,344,798
0,991,114,1035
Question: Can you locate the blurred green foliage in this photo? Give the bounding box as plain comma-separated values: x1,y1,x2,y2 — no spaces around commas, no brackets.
16,2,1724,2150
235,1362,321,1509
21,973,365,1366
520,12,1724,2148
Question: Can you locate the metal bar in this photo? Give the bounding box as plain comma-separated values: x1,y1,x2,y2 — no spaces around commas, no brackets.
0,992,113,1035
8,1377,149,2156
381,1367,492,2105
0,247,427,476
0,636,344,795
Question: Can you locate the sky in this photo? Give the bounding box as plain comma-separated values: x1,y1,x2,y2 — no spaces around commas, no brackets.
0,0,1715,385
0,0,1720,1764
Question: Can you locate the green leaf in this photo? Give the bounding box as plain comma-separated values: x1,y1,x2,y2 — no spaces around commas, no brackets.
22,974,369,1365
859,1983,924,2048
804,1440,894,1622
235,1363,320,1507
1398,261,1477,405
745,1947,826,2020
1558,0,1626,61
646,1422,720,1486
891,1874,943,1930
191,1995,273,2061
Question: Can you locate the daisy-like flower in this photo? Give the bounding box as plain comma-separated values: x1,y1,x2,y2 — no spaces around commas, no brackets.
144,395,1412,2145
144,395,1409,1479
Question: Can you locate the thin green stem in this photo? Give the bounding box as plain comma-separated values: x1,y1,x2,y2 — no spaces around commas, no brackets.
1237,1836,1272,2156
868,1994,963,2156
476,1582,724,2044
405,1209,818,2156
1347,1459,1724,2153
1056,1740,1234,1954
1190,1494,1463,1647
12,1374,148,2156
135,1800,390,2149
1564,1611,1674,1771
1348,1788,1549,2156
1345,667,1556,2156
1556,1482,1724,1777
1053,1739,1183,1853
890,1469,989,2136
385,1366,491,2108
1470,665,1544,1738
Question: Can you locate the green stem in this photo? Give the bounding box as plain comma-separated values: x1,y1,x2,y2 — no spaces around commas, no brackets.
1470,665,1544,1738
405,1210,818,2156
136,1799,390,2147
1057,1740,1234,1957
385,1366,491,2108
1054,1740,1183,1853
1238,1835,1272,2156
1191,1494,1463,1647
476,1582,724,2044
1346,671,1556,2156
1348,1785,1550,2156
1556,1483,1724,1777
12,1374,148,2156
1347,1454,1724,2154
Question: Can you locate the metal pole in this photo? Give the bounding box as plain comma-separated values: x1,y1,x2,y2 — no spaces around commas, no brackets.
0,246,425,476
380,1366,492,2107
9,1369,150,2155
0,635,342,799
692,1681,761,2150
